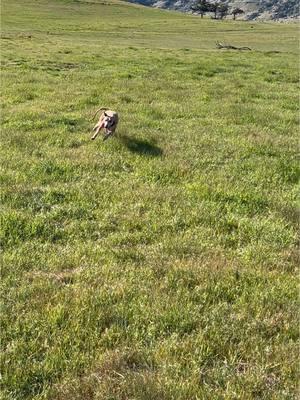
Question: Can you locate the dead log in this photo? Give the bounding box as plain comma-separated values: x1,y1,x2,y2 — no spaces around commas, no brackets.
216,42,251,51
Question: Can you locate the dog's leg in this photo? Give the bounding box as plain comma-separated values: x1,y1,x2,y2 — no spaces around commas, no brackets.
91,124,103,140
103,129,113,141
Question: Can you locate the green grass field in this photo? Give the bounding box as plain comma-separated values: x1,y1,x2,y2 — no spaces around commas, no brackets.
1,0,299,398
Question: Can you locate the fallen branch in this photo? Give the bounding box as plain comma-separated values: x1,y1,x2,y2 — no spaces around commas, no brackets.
216,42,252,51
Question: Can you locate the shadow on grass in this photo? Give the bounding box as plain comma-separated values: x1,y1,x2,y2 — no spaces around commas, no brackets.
119,135,163,157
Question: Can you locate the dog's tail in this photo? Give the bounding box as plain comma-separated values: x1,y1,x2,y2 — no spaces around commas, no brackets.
90,107,108,121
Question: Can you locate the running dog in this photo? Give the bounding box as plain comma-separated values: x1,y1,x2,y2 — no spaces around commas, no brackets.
91,108,119,141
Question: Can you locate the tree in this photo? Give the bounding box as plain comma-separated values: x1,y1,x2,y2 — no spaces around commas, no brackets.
193,1,231,21
191,0,210,18
208,1,228,20
209,2,218,19
232,7,244,20
218,3,229,19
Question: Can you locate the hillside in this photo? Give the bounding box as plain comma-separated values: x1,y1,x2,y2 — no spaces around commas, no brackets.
128,0,300,20
1,0,299,399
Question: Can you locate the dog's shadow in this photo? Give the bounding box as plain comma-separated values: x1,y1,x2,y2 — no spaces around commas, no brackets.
119,135,163,157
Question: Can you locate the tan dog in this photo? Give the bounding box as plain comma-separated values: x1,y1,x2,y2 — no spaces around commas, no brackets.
91,107,119,141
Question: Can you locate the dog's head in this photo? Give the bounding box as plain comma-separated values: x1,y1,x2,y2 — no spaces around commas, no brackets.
103,112,115,129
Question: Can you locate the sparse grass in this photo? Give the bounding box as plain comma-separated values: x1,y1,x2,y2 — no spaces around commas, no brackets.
1,0,299,399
